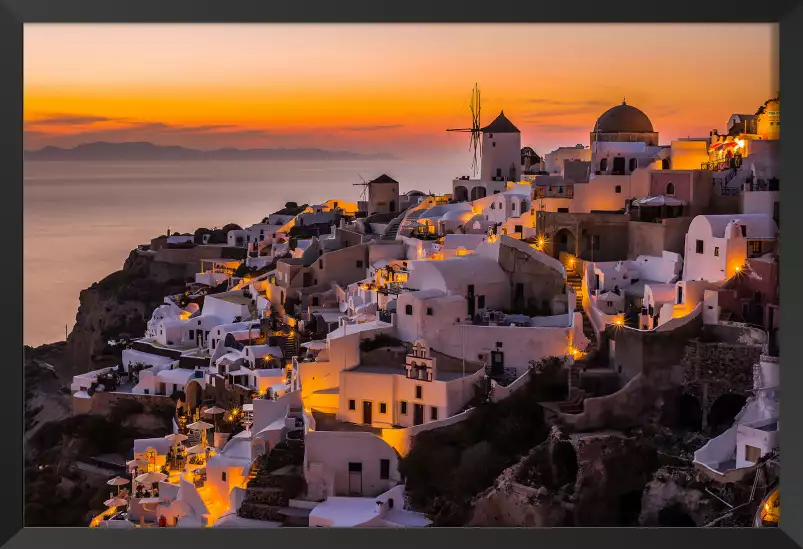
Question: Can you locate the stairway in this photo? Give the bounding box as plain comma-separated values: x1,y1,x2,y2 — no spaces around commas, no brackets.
381,213,405,241
566,268,599,395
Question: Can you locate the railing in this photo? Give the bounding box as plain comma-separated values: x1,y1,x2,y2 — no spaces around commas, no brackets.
745,178,780,192
534,187,574,199
702,156,742,171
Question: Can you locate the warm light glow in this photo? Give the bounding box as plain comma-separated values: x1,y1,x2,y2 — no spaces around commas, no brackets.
735,265,742,272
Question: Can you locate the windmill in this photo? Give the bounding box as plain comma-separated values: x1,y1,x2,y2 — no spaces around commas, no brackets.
447,83,483,177
353,173,370,203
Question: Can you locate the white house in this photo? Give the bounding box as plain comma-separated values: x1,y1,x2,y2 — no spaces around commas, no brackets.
308,484,431,528
337,340,482,429
544,144,591,176
694,355,779,481
682,214,778,283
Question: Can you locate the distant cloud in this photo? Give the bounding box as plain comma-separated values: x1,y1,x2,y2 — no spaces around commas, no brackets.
525,123,589,134
340,124,405,132
25,113,126,127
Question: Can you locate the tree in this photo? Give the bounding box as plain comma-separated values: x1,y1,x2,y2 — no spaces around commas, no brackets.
222,223,243,233
285,202,298,209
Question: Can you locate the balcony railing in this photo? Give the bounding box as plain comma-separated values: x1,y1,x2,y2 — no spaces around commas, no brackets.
702,156,743,171
534,187,574,199
745,178,780,192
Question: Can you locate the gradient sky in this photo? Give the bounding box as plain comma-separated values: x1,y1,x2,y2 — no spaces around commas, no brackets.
24,24,778,161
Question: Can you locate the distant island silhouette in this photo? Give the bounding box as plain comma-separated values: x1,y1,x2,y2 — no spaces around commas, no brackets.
24,141,397,161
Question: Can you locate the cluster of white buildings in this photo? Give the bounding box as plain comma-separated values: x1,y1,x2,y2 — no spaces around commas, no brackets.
82,94,781,529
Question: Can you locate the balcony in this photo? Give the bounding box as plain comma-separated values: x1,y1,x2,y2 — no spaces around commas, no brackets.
702,156,743,171
534,187,574,199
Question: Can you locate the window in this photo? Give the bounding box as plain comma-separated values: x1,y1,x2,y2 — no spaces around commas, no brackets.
415,386,422,399
740,225,747,237
348,462,362,473
512,203,516,211
318,260,323,269
745,445,762,463
629,158,637,172
430,407,439,421
666,182,675,195
426,307,433,316
144,389,149,395
380,459,390,480
496,168,502,178
615,185,622,194
600,158,608,172
492,142,496,147
490,203,495,210
696,240,704,254
749,241,762,255
714,247,720,257
379,402,387,414
211,339,216,350
405,304,413,315
348,399,356,411
514,225,523,233
496,341,503,348
189,331,194,340
312,296,319,306
356,260,364,268
558,208,569,213
478,295,486,309
400,401,408,415
222,471,227,482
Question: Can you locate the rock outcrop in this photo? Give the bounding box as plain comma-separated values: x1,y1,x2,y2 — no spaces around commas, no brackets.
468,427,660,527
65,249,187,375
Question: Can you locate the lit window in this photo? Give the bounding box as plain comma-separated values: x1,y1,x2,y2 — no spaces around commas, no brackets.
714,247,720,257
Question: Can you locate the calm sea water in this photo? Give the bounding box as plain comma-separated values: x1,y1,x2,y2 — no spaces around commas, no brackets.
24,160,460,346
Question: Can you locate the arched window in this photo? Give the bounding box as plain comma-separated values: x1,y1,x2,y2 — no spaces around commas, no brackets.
600,158,608,172
662,158,670,170
666,182,675,195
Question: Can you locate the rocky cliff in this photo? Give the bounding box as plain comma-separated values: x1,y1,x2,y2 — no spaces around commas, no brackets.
64,249,187,375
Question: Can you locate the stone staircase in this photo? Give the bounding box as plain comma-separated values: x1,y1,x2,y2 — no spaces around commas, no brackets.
381,213,405,241
237,436,308,525
566,269,599,395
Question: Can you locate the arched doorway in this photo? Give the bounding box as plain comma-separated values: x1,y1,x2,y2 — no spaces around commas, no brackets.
470,186,487,201
675,393,703,432
553,228,576,259
454,186,469,202
185,380,204,412
707,393,747,435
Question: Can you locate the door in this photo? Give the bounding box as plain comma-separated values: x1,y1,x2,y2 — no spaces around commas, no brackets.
467,285,476,318
413,404,424,426
677,285,684,305
594,274,600,291
491,351,504,376
612,156,626,175
348,462,363,496
362,401,373,425
158,382,167,395
303,272,312,286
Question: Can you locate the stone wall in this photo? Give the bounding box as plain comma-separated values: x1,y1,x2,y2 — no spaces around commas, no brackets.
73,390,174,416
681,340,762,417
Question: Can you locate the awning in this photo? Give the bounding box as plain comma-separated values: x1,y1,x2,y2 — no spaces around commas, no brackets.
633,195,686,207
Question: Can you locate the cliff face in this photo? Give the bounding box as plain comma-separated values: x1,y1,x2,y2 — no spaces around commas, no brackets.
65,250,187,375
468,428,660,527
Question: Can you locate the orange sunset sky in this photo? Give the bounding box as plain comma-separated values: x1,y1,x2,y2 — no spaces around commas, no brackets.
24,23,777,161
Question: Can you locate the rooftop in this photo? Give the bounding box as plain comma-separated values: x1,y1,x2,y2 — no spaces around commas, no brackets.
481,111,520,134
311,411,381,435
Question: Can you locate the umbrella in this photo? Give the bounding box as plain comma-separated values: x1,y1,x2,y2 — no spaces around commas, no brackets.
138,497,162,507
202,407,227,432
107,476,130,495
104,497,128,508
135,471,167,485
126,459,147,469
187,420,214,430
164,433,188,443
186,444,207,455
301,340,327,351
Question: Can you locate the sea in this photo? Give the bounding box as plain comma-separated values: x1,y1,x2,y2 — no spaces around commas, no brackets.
23,159,461,346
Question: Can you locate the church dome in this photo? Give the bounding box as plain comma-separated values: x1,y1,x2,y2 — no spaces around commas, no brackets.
594,101,654,133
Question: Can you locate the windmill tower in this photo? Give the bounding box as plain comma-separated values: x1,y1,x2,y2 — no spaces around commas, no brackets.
355,174,400,215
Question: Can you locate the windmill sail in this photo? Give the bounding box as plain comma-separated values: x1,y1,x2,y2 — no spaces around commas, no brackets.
447,83,483,177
